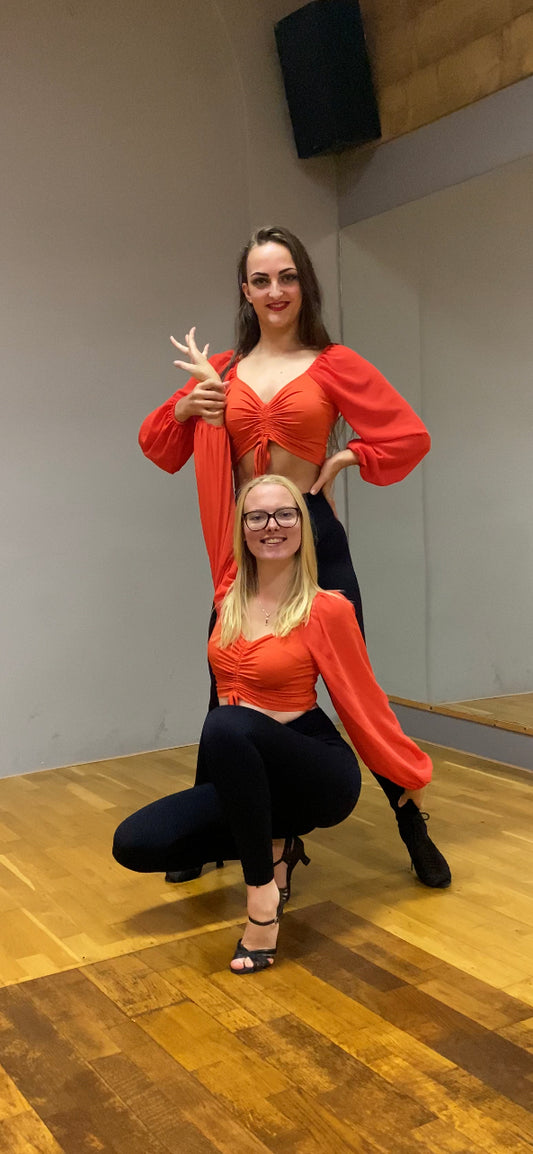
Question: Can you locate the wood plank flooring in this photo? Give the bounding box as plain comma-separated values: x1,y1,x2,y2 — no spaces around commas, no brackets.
0,742,532,1152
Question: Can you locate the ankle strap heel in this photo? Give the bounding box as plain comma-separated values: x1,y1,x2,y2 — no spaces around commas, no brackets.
248,914,279,927
231,913,279,975
273,835,311,914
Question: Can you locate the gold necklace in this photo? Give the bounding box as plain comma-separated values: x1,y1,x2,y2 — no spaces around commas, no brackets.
257,600,276,625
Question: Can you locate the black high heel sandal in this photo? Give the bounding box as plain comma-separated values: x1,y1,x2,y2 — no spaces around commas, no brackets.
274,835,310,914
165,860,224,884
231,913,279,974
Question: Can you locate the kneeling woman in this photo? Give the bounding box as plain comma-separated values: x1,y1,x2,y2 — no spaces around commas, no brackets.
113,421,442,973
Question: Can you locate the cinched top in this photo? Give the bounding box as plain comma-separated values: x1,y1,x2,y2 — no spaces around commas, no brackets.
138,344,431,487
194,420,432,792
208,622,318,712
224,362,336,474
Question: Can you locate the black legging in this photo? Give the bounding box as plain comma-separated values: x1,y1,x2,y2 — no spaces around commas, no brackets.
306,490,364,638
307,493,406,812
113,706,361,886
206,491,404,815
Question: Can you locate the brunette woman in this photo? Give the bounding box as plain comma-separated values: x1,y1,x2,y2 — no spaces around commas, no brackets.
139,226,448,888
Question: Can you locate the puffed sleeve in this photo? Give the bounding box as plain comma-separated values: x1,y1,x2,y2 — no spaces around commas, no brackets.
138,351,233,474
304,592,432,789
311,344,430,486
193,420,237,603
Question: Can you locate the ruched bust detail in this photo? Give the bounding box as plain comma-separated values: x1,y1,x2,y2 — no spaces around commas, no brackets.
208,625,318,712
225,365,337,471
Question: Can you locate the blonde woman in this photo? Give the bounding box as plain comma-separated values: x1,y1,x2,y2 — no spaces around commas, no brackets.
113,419,445,974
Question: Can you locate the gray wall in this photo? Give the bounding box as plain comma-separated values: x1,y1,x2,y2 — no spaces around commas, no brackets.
341,155,533,703
2,0,339,776
5,7,532,777
340,223,428,701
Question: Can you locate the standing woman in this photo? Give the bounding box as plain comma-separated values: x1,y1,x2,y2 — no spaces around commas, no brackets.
139,226,449,888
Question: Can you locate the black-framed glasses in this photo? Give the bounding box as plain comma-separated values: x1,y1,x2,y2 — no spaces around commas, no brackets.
242,507,301,531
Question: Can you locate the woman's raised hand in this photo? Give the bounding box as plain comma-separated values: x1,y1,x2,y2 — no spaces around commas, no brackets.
171,326,215,382
171,327,226,426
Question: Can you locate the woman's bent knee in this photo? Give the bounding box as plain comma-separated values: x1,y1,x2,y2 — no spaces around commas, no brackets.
112,818,140,871
318,766,362,829
200,704,261,747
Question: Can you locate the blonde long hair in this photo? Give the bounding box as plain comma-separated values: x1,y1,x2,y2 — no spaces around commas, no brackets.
219,475,320,647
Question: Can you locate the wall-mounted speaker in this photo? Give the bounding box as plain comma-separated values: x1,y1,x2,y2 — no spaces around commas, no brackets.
274,0,381,159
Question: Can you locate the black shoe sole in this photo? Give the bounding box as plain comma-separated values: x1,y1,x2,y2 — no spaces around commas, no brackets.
165,860,224,884
410,860,451,888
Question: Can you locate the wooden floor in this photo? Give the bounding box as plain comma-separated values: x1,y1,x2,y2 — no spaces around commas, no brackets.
437,693,533,735
1,742,533,1152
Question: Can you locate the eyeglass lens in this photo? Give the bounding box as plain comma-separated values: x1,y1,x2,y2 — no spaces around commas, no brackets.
244,507,300,530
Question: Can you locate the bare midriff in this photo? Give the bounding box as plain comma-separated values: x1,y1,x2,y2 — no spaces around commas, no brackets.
236,443,320,493
217,696,310,724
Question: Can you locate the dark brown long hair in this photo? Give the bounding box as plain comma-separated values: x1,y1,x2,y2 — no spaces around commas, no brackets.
221,226,332,379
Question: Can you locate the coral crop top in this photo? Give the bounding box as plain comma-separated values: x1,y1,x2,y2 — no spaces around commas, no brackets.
224,363,336,474
195,420,432,791
139,344,430,487
208,620,318,712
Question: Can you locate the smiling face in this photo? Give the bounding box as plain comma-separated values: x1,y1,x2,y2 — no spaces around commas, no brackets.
242,481,302,564
242,243,303,334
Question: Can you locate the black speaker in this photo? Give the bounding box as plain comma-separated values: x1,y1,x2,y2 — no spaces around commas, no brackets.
274,1,381,159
